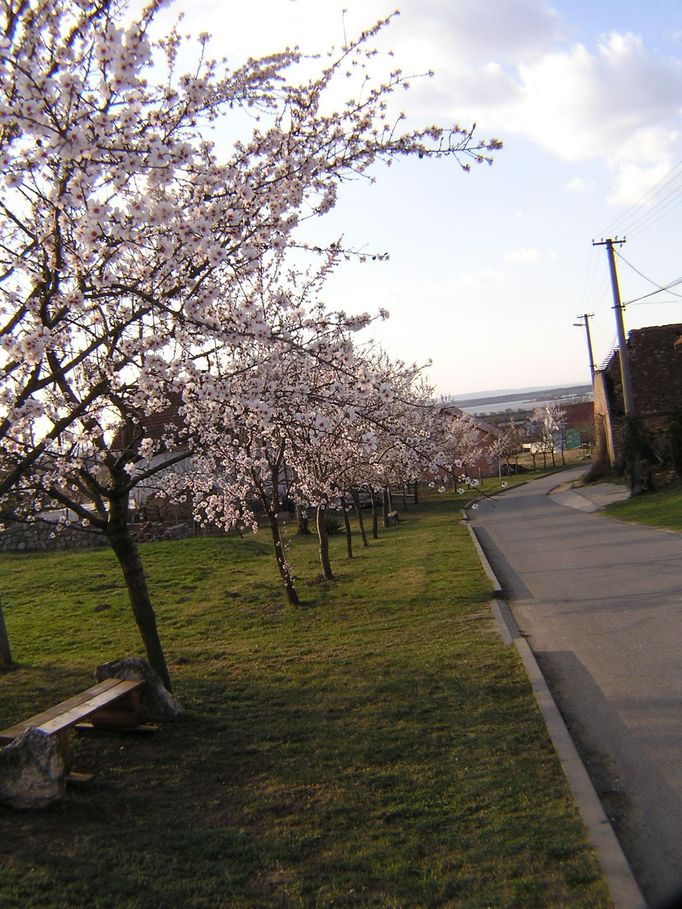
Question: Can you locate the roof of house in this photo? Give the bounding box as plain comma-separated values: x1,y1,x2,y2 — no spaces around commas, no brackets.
600,322,682,417
438,404,503,439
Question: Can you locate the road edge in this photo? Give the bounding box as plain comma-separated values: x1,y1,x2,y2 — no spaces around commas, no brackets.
465,521,647,909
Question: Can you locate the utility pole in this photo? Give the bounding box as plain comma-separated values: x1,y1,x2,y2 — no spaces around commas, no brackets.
592,237,635,415
593,236,641,493
573,313,596,383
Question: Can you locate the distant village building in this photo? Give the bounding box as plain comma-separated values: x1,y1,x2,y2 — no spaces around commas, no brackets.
562,401,595,450
438,405,504,478
593,323,682,468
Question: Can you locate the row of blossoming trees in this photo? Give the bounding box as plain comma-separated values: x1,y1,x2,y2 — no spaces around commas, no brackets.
0,0,500,687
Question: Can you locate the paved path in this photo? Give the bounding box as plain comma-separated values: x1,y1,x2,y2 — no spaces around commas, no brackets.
471,468,682,908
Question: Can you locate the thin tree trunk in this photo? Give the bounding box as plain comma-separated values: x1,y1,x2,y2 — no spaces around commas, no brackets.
316,504,334,580
296,503,310,535
382,486,391,528
351,489,368,547
268,514,300,605
341,497,353,559
402,484,408,510
370,488,379,539
106,492,172,692
413,481,419,505
0,597,13,670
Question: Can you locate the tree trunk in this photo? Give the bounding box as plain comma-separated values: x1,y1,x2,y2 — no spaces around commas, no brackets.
402,484,408,510
316,504,334,580
382,486,391,528
268,514,300,605
295,503,310,535
413,481,419,505
106,492,172,692
351,489,368,547
370,488,379,539
0,597,13,670
341,497,353,559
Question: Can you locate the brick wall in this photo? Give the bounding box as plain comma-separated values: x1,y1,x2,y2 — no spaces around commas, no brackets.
595,323,682,468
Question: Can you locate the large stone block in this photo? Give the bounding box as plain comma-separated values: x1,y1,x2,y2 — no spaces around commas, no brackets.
0,727,65,809
95,657,185,722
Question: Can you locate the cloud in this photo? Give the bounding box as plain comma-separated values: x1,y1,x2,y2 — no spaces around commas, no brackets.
152,0,682,205
458,269,504,288
433,27,682,204
564,177,593,194
504,247,541,264
373,0,562,70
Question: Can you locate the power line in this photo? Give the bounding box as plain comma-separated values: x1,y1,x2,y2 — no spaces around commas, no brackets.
627,192,682,239
598,160,682,238
615,250,682,302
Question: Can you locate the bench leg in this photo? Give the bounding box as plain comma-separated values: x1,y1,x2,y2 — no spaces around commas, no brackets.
56,730,72,771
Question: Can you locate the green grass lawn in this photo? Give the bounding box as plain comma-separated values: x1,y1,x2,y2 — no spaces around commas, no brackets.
605,479,682,532
0,497,610,908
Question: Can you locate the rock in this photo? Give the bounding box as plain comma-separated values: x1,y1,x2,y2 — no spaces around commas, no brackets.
94,657,185,722
0,728,65,809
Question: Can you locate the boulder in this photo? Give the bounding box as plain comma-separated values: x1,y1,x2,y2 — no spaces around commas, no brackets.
0,727,65,809
95,657,185,722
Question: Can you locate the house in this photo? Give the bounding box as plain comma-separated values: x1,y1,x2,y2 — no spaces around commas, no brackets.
562,400,595,450
593,323,682,468
437,405,504,478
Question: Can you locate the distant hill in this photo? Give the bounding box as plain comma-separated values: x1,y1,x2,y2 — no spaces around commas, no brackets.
446,383,593,416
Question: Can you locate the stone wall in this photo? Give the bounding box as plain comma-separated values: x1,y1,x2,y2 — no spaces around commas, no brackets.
0,522,108,554
0,520,203,554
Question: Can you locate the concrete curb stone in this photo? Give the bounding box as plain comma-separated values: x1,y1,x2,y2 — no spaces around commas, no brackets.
467,522,647,909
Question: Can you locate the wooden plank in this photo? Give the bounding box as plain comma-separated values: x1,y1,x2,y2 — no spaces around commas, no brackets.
37,681,144,736
0,679,145,741
0,679,122,740
76,721,160,734
67,771,94,784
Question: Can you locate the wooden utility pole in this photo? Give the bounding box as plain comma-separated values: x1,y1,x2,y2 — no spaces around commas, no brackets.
574,313,596,383
593,237,635,415
593,237,641,492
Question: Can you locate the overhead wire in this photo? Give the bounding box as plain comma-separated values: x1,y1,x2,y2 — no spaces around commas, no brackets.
615,250,682,302
597,160,682,239
587,161,682,374
626,192,682,239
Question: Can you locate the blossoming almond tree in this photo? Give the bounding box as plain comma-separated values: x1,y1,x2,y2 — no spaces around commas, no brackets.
180,278,383,604
0,0,499,679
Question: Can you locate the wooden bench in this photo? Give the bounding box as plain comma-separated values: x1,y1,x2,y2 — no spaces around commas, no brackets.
0,678,147,781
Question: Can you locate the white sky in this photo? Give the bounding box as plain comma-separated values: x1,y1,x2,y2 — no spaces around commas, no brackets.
156,0,682,396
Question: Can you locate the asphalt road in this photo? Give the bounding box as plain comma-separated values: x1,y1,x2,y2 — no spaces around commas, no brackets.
470,467,682,908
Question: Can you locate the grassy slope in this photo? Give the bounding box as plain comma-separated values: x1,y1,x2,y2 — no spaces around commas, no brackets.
605,480,682,532
0,497,610,908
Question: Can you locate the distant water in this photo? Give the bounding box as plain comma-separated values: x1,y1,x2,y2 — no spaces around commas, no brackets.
451,384,592,416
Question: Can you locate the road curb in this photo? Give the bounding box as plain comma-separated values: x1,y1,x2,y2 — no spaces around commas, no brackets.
465,522,502,595
467,522,647,909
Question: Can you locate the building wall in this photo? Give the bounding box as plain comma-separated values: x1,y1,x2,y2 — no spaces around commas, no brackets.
593,371,619,466
596,323,682,468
